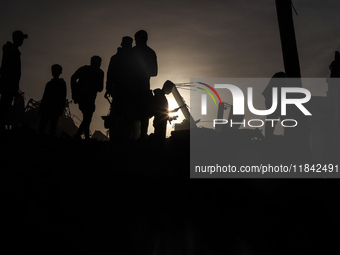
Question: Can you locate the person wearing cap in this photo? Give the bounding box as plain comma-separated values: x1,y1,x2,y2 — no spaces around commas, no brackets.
0,30,28,130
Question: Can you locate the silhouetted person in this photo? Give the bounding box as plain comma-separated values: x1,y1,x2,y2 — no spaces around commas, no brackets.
152,85,179,143
105,36,134,141
106,36,134,97
71,56,104,139
132,30,158,139
330,51,340,77
9,90,25,129
0,30,28,130
39,64,67,136
328,51,340,125
262,72,286,138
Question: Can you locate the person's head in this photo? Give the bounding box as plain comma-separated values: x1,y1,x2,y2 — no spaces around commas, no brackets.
121,36,133,49
51,64,62,78
12,30,28,47
134,30,148,46
270,71,286,88
153,88,164,97
90,55,102,68
272,72,285,78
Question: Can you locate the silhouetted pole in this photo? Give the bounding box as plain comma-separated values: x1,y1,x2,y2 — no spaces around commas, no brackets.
275,0,310,160
163,80,197,128
275,0,301,78
172,85,197,128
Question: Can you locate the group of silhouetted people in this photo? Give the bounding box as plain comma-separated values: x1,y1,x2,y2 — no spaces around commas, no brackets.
105,30,158,141
2,29,339,141
0,29,182,142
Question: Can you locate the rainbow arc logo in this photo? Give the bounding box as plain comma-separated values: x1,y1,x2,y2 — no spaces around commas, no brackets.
196,82,222,107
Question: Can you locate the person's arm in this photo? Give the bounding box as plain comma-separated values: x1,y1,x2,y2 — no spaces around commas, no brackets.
60,80,67,115
39,82,49,115
106,56,115,94
150,50,158,77
70,68,80,89
70,67,81,103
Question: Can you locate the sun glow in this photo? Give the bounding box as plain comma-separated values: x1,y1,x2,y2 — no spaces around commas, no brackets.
166,94,183,137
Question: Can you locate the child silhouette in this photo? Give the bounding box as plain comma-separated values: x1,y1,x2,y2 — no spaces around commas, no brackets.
39,64,67,136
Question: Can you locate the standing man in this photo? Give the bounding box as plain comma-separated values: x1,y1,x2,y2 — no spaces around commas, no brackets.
106,36,134,98
132,30,158,139
39,64,67,136
0,30,28,130
328,51,340,125
106,36,134,141
71,56,104,140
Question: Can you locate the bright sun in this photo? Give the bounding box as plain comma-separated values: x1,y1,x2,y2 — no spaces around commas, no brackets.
166,95,183,136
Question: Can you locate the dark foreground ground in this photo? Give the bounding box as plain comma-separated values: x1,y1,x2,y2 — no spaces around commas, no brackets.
1,128,340,255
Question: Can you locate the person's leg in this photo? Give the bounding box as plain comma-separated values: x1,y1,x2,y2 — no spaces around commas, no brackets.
139,90,152,139
265,119,275,138
39,115,49,135
49,115,59,136
140,116,149,139
264,98,279,138
154,121,167,143
0,94,13,130
82,110,94,140
75,102,93,139
75,109,85,139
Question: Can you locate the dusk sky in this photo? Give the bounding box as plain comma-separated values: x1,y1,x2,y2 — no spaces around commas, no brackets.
1,0,339,135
